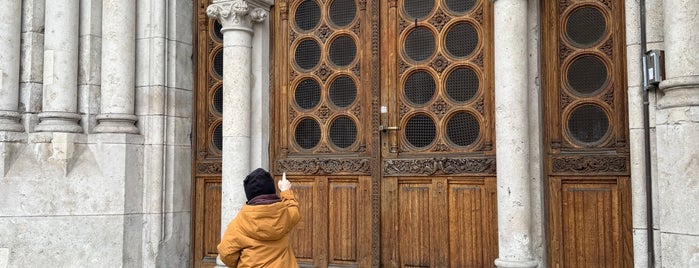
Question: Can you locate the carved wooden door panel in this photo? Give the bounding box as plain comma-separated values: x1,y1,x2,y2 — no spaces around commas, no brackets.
379,0,497,267
541,0,633,267
193,0,224,267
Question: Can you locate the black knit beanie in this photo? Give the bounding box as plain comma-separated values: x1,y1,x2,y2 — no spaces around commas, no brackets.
243,168,276,201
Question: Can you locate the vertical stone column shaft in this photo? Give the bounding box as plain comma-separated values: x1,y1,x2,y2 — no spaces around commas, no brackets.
0,0,24,132
493,0,537,267
36,0,82,133
207,1,266,267
95,0,139,134
656,1,699,267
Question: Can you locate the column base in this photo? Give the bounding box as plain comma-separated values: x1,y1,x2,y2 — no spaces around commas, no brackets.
35,111,83,133
494,258,539,268
0,111,24,132
94,113,139,134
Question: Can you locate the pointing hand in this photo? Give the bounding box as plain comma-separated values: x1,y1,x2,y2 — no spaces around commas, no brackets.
278,172,291,192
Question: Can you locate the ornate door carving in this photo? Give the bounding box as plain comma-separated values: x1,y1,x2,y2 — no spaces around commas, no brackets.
272,0,498,267
541,0,633,267
192,0,224,267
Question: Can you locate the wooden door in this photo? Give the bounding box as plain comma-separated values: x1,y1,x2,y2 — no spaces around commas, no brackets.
192,0,224,267
541,0,633,267
271,0,498,267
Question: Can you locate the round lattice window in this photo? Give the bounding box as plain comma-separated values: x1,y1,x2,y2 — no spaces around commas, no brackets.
444,0,476,15
445,67,479,103
295,39,321,71
295,118,321,150
212,85,223,114
567,55,608,95
567,104,609,145
405,114,436,149
329,0,356,27
566,6,606,47
444,22,479,59
404,70,436,106
404,27,435,63
329,116,357,149
295,78,321,110
329,75,356,108
329,35,356,67
212,123,222,151
294,0,321,32
403,0,434,20
446,111,480,147
213,49,223,78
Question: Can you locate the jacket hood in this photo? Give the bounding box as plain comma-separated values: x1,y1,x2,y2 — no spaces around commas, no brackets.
236,201,293,241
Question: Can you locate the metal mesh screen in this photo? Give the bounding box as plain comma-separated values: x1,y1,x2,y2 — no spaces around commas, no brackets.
329,116,357,149
405,114,436,148
446,111,479,147
404,70,436,105
566,6,606,47
444,0,477,15
403,0,434,19
295,79,321,110
404,27,435,62
295,39,321,71
329,0,356,27
567,104,609,144
329,35,356,67
213,85,223,114
213,50,223,77
213,20,223,41
295,0,321,31
212,123,223,151
445,67,478,103
295,118,321,149
329,75,356,108
567,55,607,95
445,22,478,59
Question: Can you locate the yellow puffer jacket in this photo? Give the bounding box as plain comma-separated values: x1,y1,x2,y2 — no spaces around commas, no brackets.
217,190,300,268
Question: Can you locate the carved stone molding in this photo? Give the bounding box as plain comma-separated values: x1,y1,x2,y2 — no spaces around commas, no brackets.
206,0,267,32
552,156,627,173
384,157,496,175
277,157,372,174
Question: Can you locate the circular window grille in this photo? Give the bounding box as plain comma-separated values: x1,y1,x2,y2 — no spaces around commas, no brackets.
329,116,357,149
567,104,609,145
329,35,356,67
295,118,321,149
405,114,436,149
295,0,321,31
295,79,321,110
212,20,223,41
212,123,222,151
444,0,476,15
329,0,356,27
445,67,479,103
404,0,434,20
444,22,479,59
404,70,436,105
566,6,606,47
329,75,356,108
213,85,223,114
446,111,480,147
295,39,321,71
567,55,608,95
213,49,223,78
404,27,435,63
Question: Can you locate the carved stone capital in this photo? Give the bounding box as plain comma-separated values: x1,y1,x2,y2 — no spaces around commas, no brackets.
206,0,267,33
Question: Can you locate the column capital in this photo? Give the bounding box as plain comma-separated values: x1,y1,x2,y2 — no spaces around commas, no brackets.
207,0,267,33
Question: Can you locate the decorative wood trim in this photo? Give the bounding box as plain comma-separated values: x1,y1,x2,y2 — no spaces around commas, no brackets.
276,157,372,174
551,156,627,173
383,157,496,175
197,162,222,174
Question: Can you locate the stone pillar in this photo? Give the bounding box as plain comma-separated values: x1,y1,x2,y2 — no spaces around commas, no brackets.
493,0,538,267
94,0,138,134
206,1,266,266
0,0,24,132
656,1,699,267
35,0,82,133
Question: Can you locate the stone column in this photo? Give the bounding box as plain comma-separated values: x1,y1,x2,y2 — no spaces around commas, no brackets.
656,1,699,267
94,0,138,134
493,0,538,267
0,0,24,132
206,1,266,267
35,0,82,133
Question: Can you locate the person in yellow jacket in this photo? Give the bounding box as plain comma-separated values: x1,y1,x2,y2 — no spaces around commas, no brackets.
217,168,300,267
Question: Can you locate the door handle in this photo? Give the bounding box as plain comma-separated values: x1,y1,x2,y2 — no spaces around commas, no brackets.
379,125,400,132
